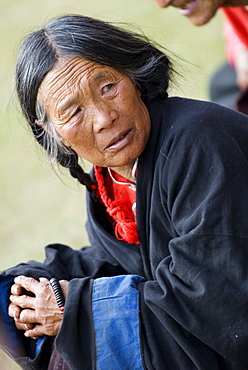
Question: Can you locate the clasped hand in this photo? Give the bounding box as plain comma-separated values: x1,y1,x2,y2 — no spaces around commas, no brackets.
8,276,68,338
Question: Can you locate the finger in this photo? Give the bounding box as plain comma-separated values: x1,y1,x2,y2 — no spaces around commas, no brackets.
19,308,38,324
24,320,61,338
25,323,35,329
14,321,35,332
13,308,38,330
9,294,34,309
14,321,28,331
11,284,23,296
39,277,50,283
14,276,40,295
8,303,22,319
24,324,45,338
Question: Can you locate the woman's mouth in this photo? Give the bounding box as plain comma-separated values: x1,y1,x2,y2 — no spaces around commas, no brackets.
179,0,198,15
104,129,132,152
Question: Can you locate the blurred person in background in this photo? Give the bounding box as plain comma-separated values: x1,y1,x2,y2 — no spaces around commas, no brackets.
154,0,248,26
1,14,248,370
155,0,248,114
210,7,248,114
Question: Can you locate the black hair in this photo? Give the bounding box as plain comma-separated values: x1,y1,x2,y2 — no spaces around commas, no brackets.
16,14,174,191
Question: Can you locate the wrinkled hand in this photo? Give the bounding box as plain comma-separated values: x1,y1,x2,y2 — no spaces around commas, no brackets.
236,46,248,90
8,276,69,338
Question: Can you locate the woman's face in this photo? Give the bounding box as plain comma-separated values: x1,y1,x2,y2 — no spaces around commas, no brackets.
155,0,219,26
38,57,151,171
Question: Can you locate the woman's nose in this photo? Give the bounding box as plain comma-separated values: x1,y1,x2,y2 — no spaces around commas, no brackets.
91,106,118,133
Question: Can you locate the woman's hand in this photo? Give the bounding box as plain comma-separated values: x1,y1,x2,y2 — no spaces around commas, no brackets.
8,276,69,338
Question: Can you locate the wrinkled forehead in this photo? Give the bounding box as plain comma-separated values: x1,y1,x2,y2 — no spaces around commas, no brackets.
38,57,102,98
37,56,126,104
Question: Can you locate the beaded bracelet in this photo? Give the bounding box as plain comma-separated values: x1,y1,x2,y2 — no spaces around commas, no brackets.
50,278,65,313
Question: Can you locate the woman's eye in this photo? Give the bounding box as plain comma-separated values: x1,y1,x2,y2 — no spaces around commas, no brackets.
68,108,82,122
72,108,81,117
102,84,113,93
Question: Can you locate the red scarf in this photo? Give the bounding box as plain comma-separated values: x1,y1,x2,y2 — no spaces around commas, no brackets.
94,166,140,245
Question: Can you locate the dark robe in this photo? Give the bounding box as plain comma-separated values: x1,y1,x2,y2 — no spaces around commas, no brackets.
1,97,248,369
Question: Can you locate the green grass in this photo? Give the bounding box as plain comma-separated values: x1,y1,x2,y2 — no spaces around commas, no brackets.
0,0,224,368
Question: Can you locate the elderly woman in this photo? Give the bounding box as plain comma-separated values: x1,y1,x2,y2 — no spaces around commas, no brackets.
1,14,248,370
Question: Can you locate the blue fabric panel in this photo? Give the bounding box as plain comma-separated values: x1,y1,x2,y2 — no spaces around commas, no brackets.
35,336,46,356
92,275,144,370
0,275,22,357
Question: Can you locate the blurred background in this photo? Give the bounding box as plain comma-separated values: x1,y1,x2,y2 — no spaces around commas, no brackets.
0,0,224,368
